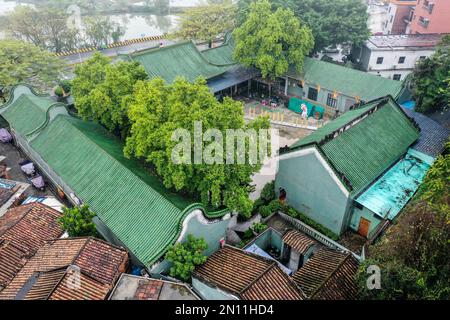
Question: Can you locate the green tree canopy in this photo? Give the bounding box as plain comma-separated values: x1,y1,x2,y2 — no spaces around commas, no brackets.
411,35,450,114
232,0,314,80
71,52,148,137
84,16,125,48
165,235,208,281
59,204,98,237
357,143,450,300
237,0,370,54
124,77,270,218
2,6,80,53
0,40,65,99
171,2,237,47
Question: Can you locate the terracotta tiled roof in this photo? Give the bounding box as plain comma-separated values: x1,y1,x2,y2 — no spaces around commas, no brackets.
0,237,128,300
0,241,29,290
240,265,303,300
292,247,359,300
49,272,111,300
0,203,64,290
193,245,304,300
282,229,317,254
0,188,14,207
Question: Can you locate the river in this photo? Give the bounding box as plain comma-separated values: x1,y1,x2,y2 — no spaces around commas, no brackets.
0,0,203,40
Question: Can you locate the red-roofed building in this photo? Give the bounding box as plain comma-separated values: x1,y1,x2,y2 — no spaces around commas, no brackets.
0,237,128,300
0,203,64,291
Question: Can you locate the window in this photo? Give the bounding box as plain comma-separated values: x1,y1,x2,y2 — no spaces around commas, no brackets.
390,15,393,23
418,16,429,28
326,93,337,108
376,57,384,64
393,74,402,81
308,87,318,101
419,56,426,60
398,56,406,64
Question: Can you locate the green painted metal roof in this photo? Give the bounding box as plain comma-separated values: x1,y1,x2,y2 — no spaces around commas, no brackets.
129,41,235,83
0,86,61,137
201,35,236,65
27,115,227,267
288,58,404,101
287,97,420,195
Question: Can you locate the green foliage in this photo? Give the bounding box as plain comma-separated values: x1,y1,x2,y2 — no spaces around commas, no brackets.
165,235,208,281
2,6,80,53
59,80,72,95
84,16,125,47
289,0,370,53
59,204,98,237
258,199,281,218
260,180,276,203
252,180,276,215
357,147,450,300
411,35,450,114
236,0,370,53
0,40,65,96
172,3,237,47
54,87,64,97
252,222,268,234
285,205,339,240
71,52,148,137
124,77,270,218
233,0,314,80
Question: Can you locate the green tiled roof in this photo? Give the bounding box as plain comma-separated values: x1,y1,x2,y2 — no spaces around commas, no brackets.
0,85,62,137
1,85,228,267
129,41,236,83
288,58,404,101
287,97,420,196
28,115,227,266
201,34,236,65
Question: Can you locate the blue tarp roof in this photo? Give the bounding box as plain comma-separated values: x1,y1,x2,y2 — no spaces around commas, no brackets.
355,149,431,221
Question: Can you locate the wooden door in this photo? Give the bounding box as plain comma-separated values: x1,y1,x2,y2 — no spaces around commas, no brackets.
358,218,371,238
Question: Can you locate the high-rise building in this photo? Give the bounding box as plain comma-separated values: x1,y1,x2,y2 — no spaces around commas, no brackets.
383,0,417,35
407,0,450,34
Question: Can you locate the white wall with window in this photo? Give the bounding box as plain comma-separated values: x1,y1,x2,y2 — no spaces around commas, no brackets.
364,48,435,80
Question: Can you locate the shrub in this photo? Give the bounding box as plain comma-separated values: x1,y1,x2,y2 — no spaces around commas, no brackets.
252,181,276,214
165,235,208,282
243,228,254,240
54,86,64,97
252,223,268,234
59,204,97,237
59,80,72,94
260,180,276,203
259,205,272,218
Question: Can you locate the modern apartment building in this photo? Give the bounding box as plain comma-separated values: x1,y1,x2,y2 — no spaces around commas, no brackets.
383,0,417,35
407,0,450,34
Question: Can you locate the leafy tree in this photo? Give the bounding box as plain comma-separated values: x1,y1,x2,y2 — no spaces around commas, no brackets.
84,16,125,48
411,35,450,114
124,77,270,218
233,0,314,80
357,143,450,300
289,0,370,53
71,52,147,137
237,0,370,53
165,235,208,281
59,204,98,237
172,3,237,48
0,40,65,99
2,6,80,53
